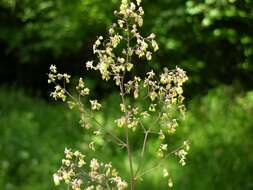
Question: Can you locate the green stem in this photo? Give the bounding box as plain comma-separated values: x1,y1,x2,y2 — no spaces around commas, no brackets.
119,20,135,190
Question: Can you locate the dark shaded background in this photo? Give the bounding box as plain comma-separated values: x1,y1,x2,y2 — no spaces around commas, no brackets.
1,0,252,95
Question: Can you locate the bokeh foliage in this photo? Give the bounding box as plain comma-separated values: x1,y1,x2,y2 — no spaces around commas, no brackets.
0,0,252,93
0,0,116,61
149,0,253,92
1,86,253,189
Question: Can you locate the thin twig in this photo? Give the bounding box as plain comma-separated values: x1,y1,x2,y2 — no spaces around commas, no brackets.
134,130,149,178
51,80,126,148
119,20,135,190
135,145,184,179
91,116,127,147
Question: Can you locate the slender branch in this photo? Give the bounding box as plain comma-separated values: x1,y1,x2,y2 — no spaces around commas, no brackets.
134,130,149,178
139,121,147,132
91,116,127,147
135,145,184,179
51,80,126,148
141,131,149,157
118,20,135,190
134,113,162,177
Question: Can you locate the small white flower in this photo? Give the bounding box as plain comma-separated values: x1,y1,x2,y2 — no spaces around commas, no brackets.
78,159,85,168
130,2,136,10
90,100,102,110
90,159,99,171
53,174,61,185
118,20,125,28
109,27,115,35
152,40,159,52
163,168,169,177
148,33,156,39
138,7,144,15
161,144,168,151
146,51,152,60
86,61,94,69
168,177,173,187
50,65,57,73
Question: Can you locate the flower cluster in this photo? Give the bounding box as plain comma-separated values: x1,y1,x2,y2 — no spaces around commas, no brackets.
86,0,159,87
157,143,168,158
115,105,139,130
53,148,127,190
143,67,188,107
48,65,71,101
174,141,190,166
49,0,190,189
76,78,90,96
48,64,103,129
90,100,102,111
162,169,173,188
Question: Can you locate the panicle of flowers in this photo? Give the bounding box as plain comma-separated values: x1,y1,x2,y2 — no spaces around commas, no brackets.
49,0,190,189
53,148,85,189
115,105,139,130
50,85,67,102
53,148,128,190
143,67,188,108
48,65,71,84
86,0,159,87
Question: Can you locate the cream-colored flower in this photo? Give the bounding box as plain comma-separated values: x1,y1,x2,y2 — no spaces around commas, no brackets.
90,159,99,171
90,100,102,110
50,65,57,73
53,174,61,185
168,177,173,187
163,168,169,177
137,0,142,6
78,159,86,168
146,51,152,60
86,61,94,69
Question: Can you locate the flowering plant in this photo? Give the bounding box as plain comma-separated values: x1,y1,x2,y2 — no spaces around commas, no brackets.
48,0,189,189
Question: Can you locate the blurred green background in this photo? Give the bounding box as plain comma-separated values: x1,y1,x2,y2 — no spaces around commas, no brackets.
0,0,253,189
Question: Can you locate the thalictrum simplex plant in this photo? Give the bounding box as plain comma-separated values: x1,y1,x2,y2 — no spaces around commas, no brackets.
48,0,189,189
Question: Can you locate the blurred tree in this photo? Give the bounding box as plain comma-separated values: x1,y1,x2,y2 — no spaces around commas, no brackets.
148,0,253,93
0,0,117,62
0,0,117,94
0,0,252,95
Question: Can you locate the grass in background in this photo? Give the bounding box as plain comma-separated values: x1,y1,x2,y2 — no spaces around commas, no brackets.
0,88,83,190
0,86,253,190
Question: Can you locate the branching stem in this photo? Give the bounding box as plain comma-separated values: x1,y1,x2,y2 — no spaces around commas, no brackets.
119,20,135,190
